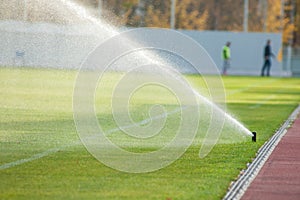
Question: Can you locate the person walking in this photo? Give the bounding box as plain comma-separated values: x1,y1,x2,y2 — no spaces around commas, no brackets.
261,39,275,77
222,42,231,75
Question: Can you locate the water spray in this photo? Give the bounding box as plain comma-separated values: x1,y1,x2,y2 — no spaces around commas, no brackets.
60,0,256,166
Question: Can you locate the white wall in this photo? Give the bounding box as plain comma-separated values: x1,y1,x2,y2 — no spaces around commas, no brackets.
0,21,283,75
180,30,282,76
0,21,102,69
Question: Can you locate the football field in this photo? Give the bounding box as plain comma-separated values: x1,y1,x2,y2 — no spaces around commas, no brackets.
1,67,300,199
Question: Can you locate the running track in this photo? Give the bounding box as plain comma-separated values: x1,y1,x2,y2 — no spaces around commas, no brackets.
241,114,300,200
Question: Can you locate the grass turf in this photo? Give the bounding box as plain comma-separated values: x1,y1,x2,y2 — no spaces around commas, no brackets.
1,67,300,199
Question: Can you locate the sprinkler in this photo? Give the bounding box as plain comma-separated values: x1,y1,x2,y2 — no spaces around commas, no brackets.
252,132,256,142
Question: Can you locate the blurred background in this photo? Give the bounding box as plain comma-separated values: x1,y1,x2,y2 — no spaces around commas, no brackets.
0,0,299,76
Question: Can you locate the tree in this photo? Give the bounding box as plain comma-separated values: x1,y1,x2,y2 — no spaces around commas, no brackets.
282,0,296,45
175,0,208,30
76,0,299,46
295,0,300,46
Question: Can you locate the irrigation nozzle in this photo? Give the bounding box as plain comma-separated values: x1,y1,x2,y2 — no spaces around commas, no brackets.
252,132,256,142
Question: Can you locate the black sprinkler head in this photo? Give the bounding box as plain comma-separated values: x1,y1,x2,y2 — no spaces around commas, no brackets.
252,132,256,142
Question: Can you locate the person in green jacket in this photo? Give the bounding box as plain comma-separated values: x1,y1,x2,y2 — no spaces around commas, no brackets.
222,41,231,75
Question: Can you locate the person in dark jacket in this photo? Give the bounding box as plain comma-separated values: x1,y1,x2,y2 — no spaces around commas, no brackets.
261,39,275,76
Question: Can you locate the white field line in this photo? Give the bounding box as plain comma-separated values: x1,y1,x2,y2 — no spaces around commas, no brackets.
0,79,279,170
249,94,276,109
0,147,61,170
248,85,287,109
226,79,277,96
0,107,183,170
105,106,183,134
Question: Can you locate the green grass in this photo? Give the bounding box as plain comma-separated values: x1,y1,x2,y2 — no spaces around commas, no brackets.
1,67,300,199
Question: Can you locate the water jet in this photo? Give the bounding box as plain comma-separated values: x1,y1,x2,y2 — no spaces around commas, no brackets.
5,0,254,160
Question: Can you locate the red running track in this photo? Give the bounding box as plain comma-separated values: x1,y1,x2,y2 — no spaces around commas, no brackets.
242,115,300,200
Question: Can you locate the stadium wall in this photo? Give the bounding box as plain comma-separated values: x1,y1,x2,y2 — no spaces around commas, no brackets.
0,20,284,76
